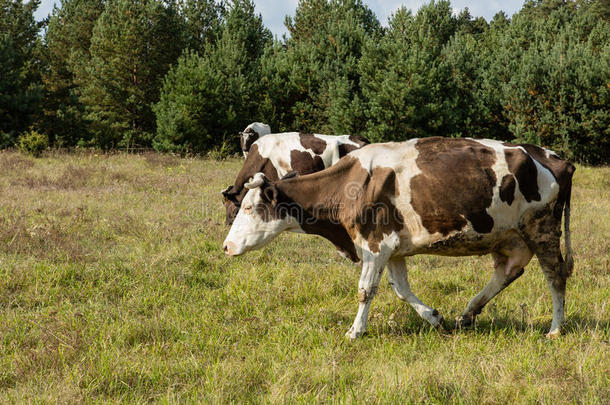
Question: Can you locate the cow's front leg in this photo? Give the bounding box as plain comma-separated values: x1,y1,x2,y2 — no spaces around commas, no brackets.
346,253,387,339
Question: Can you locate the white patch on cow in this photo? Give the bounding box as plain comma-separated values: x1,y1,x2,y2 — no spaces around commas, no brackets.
532,158,560,203
475,139,525,232
346,233,400,338
347,231,445,338
245,122,271,135
348,140,414,174
387,257,443,327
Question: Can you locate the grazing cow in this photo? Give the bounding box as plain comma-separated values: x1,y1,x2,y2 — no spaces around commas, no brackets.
222,132,369,225
240,122,272,158
223,137,575,339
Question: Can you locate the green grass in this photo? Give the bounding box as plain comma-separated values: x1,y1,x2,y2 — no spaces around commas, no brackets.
0,150,608,403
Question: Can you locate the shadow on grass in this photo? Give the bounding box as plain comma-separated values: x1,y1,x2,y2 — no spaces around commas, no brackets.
360,312,609,338
438,313,610,337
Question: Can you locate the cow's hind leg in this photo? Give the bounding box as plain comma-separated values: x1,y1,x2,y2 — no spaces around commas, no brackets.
457,243,533,329
386,258,444,328
538,253,568,338
523,209,571,338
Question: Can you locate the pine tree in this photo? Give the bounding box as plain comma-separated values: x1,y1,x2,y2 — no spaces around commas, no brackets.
42,0,105,146
180,0,223,51
492,0,610,162
78,0,186,148
0,0,43,146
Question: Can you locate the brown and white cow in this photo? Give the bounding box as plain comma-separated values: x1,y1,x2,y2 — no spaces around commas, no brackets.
240,122,272,158
223,137,575,339
222,132,369,225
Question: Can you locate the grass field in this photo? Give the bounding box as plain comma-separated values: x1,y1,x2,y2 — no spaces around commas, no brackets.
0,150,608,403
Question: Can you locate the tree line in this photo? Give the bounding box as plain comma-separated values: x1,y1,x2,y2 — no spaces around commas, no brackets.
1,0,608,163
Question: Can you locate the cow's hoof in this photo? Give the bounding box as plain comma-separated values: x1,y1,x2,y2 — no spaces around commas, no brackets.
545,329,561,339
455,314,475,329
345,327,364,339
422,308,444,329
430,309,445,329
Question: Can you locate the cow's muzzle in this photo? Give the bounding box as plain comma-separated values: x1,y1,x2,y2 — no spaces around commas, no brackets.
223,241,239,256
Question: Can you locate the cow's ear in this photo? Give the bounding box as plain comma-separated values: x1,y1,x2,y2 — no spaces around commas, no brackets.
245,173,266,189
281,171,298,180
262,184,278,206
350,134,370,147
221,185,233,197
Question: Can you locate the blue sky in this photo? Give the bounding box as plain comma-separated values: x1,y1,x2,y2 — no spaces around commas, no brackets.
34,0,527,38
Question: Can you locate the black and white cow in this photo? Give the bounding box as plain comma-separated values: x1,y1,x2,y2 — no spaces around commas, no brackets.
223,137,575,339
240,122,272,158
222,132,369,225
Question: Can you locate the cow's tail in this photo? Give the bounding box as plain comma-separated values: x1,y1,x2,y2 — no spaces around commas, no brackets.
563,169,574,277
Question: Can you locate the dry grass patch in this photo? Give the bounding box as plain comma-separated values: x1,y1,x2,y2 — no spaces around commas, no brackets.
0,151,34,172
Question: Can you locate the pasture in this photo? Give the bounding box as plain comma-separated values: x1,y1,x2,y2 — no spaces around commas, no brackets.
0,151,608,403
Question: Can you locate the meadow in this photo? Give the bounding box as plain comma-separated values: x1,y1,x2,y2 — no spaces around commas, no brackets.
0,150,608,403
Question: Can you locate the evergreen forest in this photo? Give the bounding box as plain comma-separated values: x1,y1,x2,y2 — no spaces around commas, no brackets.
1,0,609,163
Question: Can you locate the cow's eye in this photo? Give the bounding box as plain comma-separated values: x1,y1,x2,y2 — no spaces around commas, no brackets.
243,204,253,214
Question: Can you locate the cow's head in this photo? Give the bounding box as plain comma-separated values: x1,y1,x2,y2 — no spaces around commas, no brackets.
223,173,299,256
240,127,259,157
240,123,271,158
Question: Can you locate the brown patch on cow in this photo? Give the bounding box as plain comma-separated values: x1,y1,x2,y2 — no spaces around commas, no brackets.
263,178,359,261
301,217,360,261
290,150,325,174
504,148,541,202
222,144,280,224
338,143,358,157
499,174,516,205
299,134,327,155
517,145,575,180
351,166,404,252
411,137,496,235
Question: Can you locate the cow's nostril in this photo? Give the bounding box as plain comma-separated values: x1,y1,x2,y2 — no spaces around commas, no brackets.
224,241,237,256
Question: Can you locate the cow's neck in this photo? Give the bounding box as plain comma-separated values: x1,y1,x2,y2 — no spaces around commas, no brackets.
276,161,352,223
275,161,359,262
232,146,280,203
